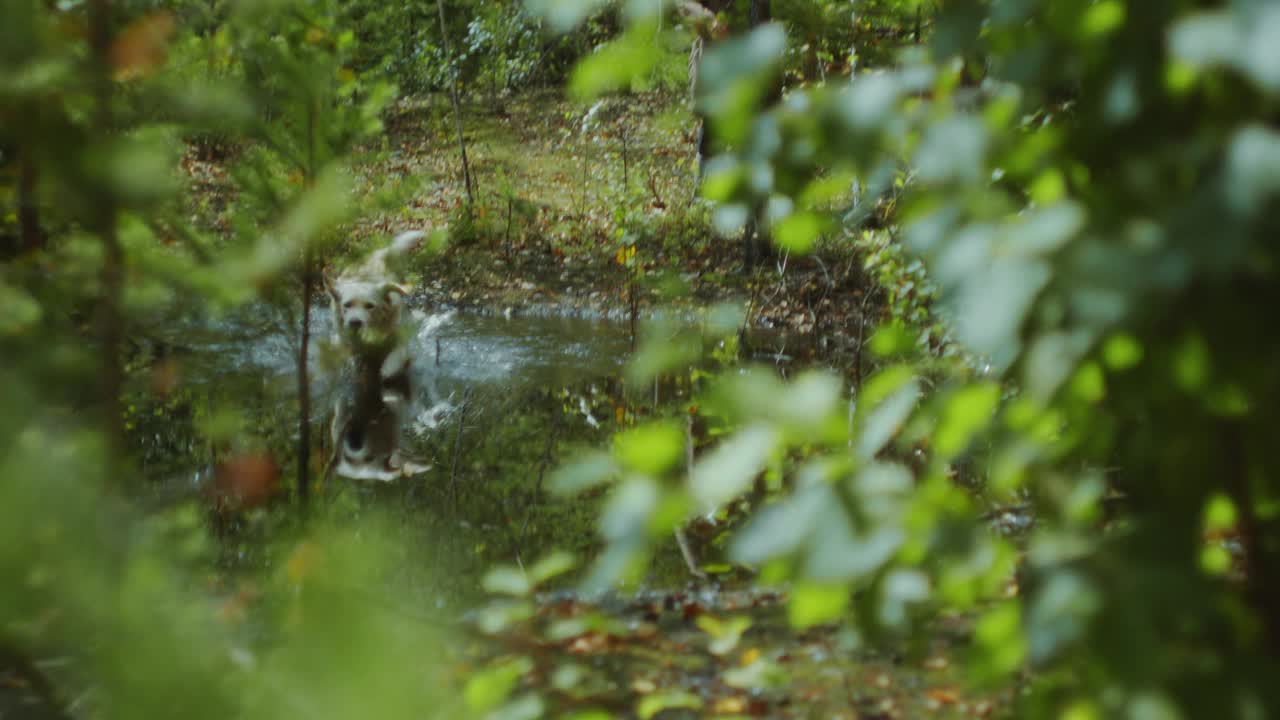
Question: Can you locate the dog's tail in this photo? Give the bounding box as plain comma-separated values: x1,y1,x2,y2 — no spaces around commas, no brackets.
389,230,427,256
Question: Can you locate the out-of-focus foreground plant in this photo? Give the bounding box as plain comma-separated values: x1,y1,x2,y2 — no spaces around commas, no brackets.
539,0,1280,715
1,0,455,716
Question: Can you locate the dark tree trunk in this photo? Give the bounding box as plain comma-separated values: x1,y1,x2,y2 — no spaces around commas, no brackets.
88,0,125,479
296,101,319,511
749,0,770,25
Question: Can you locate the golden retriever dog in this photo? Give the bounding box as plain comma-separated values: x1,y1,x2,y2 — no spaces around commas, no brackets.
324,229,432,481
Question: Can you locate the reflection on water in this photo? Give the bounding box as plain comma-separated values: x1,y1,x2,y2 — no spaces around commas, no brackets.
128,301,662,597
127,296,832,603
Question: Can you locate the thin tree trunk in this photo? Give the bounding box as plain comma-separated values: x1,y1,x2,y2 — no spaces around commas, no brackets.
298,257,313,508
628,275,637,352
743,0,777,271
297,103,317,510
504,195,513,262
88,0,125,480
437,0,474,204
749,0,771,27
621,123,629,191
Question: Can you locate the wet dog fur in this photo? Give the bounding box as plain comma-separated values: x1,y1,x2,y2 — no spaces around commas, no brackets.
325,230,431,481
326,229,426,381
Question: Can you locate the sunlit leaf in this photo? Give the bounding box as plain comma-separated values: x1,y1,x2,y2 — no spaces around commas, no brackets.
0,282,41,335
613,422,684,475
1172,332,1210,391
1226,126,1280,215
483,566,532,596
934,383,1000,458
489,693,545,720
698,24,787,143
637,691,702,719
971,601,1026,682
858,378,919,459
465,657,534,712
879,569,930,627
600,477,659,540
549,451,616,496
835,73,902,132
914,116,988,184
569,25,662,99
1128,693,1185,720
690,424,775,510
525,0,610,34
529,551,576,586
1080,1,1125,38
730,485,827,565
1101,333,1143,370
788,582,848,629
773,211,825,254
695,615,752,655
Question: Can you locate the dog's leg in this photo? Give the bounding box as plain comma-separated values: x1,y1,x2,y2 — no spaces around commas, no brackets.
324,396,351,484
381,345,411,388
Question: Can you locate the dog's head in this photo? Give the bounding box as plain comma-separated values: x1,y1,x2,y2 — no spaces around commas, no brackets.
327,278,412,339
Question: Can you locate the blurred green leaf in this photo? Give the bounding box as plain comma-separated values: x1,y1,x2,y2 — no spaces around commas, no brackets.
690,424,775,510
465,657,534,713
549,451,616,495
858,377,919,459
0,282,42,335
613,421,684,476
731,484,826,565
914,116,987,184
1080,0,1125,38
524,0,609,34
971,601,1026,682
637,691,702,719
483,566,532,596
788,582,848,629
934,383,1001,458
569,25,662,99
696,614,752,655
529,550,576,586
1026,570,1100,665
773,211,825,254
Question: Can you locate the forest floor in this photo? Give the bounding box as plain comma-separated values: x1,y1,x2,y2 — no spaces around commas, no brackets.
461,588,1010,719
185,88,887,362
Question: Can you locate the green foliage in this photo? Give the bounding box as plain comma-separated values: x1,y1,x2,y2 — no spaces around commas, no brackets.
541,0,1280,715
7,0,1280,713
0,0,457,715
0,398,454,718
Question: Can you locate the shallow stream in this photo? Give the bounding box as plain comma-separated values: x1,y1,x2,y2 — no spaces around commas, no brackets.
112,300,1005,719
